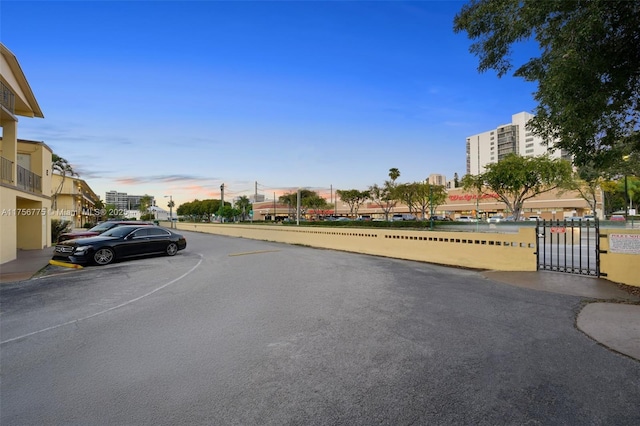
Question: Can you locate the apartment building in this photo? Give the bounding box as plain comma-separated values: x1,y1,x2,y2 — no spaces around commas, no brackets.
105,190,129,210
51,174,101,228
0,44,48,263
106,190,154,211
466,112,570,175
428,174,446,186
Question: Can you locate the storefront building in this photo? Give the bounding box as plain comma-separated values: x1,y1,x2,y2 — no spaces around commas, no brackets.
250,187,601,221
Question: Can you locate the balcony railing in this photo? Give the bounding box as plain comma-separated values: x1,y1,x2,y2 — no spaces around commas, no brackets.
17,165,42,194
1,81,16,114
1,156,13,183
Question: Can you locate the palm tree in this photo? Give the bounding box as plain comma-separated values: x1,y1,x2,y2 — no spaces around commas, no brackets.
388,168,400,182
235,195,252,221
51,154,77,209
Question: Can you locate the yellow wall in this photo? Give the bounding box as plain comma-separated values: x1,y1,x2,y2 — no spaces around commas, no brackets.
0,190,18,263
599,229,640,287
163,222,640,288
16,197,46,249
167,223,538,272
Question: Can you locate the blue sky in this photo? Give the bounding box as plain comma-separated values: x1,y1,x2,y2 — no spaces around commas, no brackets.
2,0,538,208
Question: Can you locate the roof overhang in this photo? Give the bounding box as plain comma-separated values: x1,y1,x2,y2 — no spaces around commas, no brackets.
1,43,44,118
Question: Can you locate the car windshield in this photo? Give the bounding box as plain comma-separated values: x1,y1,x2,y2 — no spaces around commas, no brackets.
89,223,116,232
100,227,137,238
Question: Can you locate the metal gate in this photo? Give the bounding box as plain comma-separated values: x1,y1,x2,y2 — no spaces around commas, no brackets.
536,219,600,276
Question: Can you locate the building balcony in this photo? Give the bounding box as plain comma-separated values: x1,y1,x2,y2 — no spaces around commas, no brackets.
1,156,13,183
1,81,16,114
16,165,42,194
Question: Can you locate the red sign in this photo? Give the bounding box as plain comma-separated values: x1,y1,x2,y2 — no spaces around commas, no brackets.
550,227,566,233
448,193,500,202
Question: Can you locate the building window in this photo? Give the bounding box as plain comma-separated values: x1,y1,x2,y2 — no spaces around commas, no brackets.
526,149,534,154
525,137,534,142
526,143,534,148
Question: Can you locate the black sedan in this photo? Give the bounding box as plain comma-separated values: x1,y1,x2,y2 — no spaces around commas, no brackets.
53,225,187,266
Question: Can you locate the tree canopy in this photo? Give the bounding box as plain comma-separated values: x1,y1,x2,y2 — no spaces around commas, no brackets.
279,189,324,218
336,189,370,218
454,0,640,168
397,182,447,220
177,199,227,221
462,154,572,220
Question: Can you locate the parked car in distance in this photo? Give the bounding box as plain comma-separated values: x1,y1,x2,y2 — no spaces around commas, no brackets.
391,214,417,221
583,215,595,221
609,214,626,221
528,216,541,221
57,221,154,243
456,216,478,223
53,225,187,266
429,215,450,221
488,215,504,223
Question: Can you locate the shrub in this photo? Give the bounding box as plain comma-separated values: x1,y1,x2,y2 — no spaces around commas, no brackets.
51,219,71,243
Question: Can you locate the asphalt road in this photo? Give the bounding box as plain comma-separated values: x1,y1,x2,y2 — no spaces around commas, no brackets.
1,231,639,425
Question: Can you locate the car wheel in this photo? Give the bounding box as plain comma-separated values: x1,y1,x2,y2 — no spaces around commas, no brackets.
93,248,115,265
166,242,178,256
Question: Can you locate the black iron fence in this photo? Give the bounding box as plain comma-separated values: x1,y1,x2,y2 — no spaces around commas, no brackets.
536,218,600,276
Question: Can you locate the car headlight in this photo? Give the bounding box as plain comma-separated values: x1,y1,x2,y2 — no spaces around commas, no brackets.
74,246,90,254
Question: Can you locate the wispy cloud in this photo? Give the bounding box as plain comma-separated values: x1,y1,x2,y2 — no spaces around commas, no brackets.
115,174,214,185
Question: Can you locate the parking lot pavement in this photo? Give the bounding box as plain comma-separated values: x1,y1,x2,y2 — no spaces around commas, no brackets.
2,247,639,361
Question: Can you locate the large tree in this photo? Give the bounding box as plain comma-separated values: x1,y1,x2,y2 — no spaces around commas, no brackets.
368,168,402,221
176,199,225,222
368,183,397,221
454,0,640,168
564,163,605,215
398,182,448,220
462,154,572,220
305,194,329,220
336,189,370,218
279,189,322,219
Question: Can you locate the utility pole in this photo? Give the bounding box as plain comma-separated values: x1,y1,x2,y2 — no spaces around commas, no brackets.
429,184,434,231
296,188,301,225
219,183,224,223
330,184,333,216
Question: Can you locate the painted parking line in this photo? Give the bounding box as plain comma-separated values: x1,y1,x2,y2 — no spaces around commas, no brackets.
228,250,280,257
1,254,204,345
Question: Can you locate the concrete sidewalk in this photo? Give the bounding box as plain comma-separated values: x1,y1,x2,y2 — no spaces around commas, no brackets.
0,248,58,284
1,248,639,360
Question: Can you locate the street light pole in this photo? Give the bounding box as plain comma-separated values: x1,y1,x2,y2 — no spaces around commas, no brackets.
623,155,630,220
625,174,629,219
429,184,434,231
